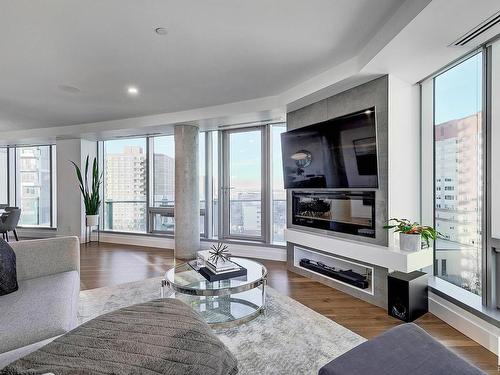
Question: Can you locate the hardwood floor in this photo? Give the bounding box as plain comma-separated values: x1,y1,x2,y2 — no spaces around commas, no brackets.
80,242,498,374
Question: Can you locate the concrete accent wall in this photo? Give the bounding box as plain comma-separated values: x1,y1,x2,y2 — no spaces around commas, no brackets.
174,124,200,259
285,75,422,308
287,75,389,246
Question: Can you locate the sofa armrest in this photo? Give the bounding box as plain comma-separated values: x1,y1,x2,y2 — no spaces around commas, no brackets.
10,236,80,281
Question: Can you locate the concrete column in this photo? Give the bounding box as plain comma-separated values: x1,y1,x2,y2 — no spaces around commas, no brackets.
174,124,200,259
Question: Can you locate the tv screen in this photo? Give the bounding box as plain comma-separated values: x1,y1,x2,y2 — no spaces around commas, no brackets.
281,107,378,189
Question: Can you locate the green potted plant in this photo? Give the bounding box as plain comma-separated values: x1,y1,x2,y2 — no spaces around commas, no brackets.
383,218,439,251
70,156,102,227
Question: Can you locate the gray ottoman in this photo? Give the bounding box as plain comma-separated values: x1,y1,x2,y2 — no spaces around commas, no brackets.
1,299,238,375
319,323,485,375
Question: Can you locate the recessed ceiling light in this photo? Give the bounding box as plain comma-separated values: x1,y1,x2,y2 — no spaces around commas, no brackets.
127,86,139,96
154,27,168,35
58,84,81,93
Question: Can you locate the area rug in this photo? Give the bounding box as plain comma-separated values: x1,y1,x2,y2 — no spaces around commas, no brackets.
78,278,365,375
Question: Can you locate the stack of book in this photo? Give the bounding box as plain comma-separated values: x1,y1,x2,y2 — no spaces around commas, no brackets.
196,250,247,282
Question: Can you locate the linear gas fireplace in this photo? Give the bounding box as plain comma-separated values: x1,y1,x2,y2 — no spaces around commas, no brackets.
292,191,375,238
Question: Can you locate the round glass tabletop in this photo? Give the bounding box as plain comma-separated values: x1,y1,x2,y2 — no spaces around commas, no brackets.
164,257,267,296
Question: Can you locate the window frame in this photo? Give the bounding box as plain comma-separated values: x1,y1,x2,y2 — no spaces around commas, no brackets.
148,135,175,235
1,144,58,229
221,125,268,243
422,46,494,307
101,138,148,233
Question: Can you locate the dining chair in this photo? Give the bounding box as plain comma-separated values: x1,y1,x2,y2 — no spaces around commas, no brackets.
0,208,21,241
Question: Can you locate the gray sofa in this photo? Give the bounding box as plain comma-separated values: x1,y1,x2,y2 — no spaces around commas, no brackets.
0,237,80,368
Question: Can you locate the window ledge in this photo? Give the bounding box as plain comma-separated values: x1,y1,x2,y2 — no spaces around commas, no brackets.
17,226,57,230
428,276,500,327
97,230,286,249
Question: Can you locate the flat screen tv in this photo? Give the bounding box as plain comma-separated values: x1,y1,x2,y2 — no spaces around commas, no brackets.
281,107,378,189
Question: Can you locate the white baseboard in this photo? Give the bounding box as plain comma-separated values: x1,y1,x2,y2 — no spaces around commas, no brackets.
97,231,286,262
97,232,175,249
224,242,286,261
429,291,500,356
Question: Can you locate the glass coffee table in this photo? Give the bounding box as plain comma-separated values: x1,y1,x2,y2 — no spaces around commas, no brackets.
161,257,267,328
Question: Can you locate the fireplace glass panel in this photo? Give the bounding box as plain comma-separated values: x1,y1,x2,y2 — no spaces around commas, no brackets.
292,191,375,238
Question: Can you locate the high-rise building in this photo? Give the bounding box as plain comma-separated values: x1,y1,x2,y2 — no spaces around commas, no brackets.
434,113,482,294
105,145,146,232
153,153,175,207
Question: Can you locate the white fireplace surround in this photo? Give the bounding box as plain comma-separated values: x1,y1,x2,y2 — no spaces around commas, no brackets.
285,228,433,273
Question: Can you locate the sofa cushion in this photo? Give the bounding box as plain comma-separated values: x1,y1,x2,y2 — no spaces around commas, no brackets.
0,239,18,296
319,323,485,375
0,271,79,354
3,298,238,375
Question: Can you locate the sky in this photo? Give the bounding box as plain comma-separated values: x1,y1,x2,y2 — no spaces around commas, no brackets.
229,125,285,192
105,137,147,154
434,52,482,125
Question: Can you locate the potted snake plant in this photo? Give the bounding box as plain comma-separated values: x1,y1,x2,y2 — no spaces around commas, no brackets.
384,218,439,252
70,156,102,227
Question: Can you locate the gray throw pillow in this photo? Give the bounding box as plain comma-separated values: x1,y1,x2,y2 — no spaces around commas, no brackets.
0,238,18,296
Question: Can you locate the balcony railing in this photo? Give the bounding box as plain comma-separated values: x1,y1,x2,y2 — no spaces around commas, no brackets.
103,198,286,242
104,200,147,232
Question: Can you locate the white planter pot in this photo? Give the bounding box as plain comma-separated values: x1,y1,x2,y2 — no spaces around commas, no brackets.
399,233,421,252
86,214,99,227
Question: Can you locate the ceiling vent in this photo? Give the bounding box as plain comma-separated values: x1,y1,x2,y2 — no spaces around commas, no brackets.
115,133,162,138
217,118,280,129
451,11,500,47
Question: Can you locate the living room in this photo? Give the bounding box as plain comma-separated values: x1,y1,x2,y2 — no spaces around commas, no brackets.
1,0,500,374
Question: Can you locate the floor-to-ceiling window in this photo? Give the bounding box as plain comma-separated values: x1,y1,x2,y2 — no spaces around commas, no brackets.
490,39,500,308
103,138,147,232
433,52,483,296
149,134,206,235
225,128,263,240
199,132,206,236
151,135,175,233
15,146,54,227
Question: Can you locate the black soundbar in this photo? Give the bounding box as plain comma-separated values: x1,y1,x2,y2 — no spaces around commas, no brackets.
299,258,369,289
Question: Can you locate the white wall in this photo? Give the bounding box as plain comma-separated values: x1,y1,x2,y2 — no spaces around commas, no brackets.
420,79,434,230
55,139,96,241
491,41,500,239
56,139,83,239
387,75,421,247
429,291,500,356
80,139,98,240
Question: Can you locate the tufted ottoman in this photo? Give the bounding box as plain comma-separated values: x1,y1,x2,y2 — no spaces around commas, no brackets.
319,323,485,375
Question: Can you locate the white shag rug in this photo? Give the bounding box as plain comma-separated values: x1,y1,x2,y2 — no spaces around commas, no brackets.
78,278,365,375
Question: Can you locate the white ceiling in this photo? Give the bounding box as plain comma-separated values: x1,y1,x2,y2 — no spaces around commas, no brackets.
362,0,500,83
0,0,405,131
